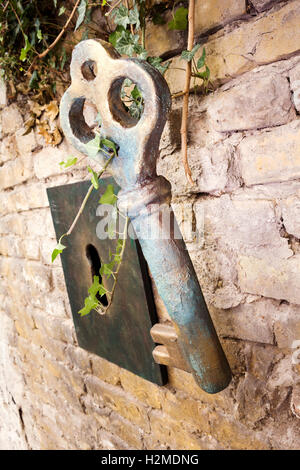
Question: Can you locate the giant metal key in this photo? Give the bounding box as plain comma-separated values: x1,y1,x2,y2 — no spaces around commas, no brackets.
60,39,232,394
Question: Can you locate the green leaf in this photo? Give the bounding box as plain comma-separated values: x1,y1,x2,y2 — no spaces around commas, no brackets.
195,65,210,80
59,157,78,168
109,25,125,47
53,0,57,7
85,134,100,158
75,0,87,31
60,47,67,71
100,138,117,156
51,242,66,263
134,44,148,60
37,29,43,41
168,7,188,31
116,238,124,254
99,184,118,206
59,6,66,16
128,100,143,120
88,275,107,299
197,48,206,69
112,5,130,29
88,166,99,189
115,30,139,57
181,44,201,62
78,295,98,316
129,5,140,29
100,261,115,278
131,85,142,101
20,35,31,62
29,70,39,89
147,56,170,75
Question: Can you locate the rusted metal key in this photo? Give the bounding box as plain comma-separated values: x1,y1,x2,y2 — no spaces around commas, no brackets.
60,39,232,393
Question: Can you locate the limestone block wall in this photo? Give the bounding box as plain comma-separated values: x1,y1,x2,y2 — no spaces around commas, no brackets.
0,0,300,450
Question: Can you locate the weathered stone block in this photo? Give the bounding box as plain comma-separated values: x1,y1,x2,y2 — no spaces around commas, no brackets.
145,10,185,57
0,135,17,163
289,62,300,112
158,141,239,196
145,0,246,57
23,261,52,294
195,194,291,259
34,145,71,179
91,356,120,386
0,104,23,135
238,254,300,304
0,156,33,190
85,375,150,432
208,74,295,132
239,121,300,186
65,345,92,373
120,368,164,409
15,128,36,156
194,0,246,35
109,413,144,450
211,298,276,344
273,302,300,349
250,0,282,13
279,195,300,239
146,410,210,450
22,238,40,261
165,1,300,92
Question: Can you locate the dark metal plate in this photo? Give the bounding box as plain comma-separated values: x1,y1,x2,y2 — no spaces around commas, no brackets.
47,178,167,385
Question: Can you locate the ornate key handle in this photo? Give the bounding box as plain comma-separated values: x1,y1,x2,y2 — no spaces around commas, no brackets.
60,39,232,394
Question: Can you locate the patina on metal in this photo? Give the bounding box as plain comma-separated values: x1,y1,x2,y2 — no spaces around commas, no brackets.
59,39,232,394
47,178,167,386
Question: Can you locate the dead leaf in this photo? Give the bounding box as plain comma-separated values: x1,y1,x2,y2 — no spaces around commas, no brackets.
23,115,36,135
42,100,59,122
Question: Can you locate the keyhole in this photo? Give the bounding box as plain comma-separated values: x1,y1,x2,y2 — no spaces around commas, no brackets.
85,244,108,306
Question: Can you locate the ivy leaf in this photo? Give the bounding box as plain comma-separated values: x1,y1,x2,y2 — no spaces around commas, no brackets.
147,56,170,75
59,157,78,168
181,44,201,62
20,35,31,61
29,70,39,89
85,134,100,158
100,261,115,278
197,48,206,69
115,30,139,56
131,85,142,101
109,25,125,47
51,242,66,263
116,239,124,254
168,7,188,31
195,65,210,80
99,184,118,206
88,275,103,298
88,166,99,189
129,5,140,29
75,0,87,31
100,138,117,156
134,44,148,60
78,295,98,316
112,5,130,29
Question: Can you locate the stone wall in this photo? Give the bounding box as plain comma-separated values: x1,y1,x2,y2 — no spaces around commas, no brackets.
0,0,300,450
